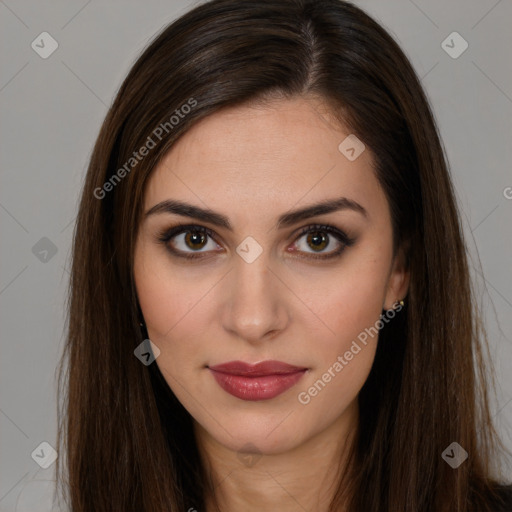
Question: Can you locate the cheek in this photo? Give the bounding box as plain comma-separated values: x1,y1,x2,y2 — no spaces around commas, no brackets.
135,242,197,333
135,268,178,339
294,282,383,419
291,249,390,402
134,247,218,370
297,255,390,355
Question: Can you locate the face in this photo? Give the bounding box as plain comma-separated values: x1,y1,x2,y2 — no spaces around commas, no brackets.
133,96,408,456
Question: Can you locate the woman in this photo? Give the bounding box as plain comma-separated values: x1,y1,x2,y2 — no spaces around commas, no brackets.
56,0,512,510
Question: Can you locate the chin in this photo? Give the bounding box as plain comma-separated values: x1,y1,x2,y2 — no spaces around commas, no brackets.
195,406,312,455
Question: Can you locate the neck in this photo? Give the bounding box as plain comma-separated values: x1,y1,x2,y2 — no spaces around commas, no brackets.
195,400,358,512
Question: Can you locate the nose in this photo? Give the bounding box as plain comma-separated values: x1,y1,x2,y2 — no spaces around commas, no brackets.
221,251,290,345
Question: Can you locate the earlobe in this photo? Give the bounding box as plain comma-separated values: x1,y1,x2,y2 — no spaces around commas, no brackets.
384,245,410,310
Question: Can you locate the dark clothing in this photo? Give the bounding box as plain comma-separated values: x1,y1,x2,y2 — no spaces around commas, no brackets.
490,484,512,512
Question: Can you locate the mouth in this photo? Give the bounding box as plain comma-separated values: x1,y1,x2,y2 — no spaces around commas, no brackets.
208,360,308,401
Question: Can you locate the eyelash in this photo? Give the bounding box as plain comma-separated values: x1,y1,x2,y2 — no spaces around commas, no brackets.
156,223,355,261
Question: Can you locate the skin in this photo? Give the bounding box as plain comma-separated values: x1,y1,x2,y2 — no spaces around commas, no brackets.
133,96,409,512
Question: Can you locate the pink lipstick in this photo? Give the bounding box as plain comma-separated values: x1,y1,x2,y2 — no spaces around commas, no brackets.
208,360,307,401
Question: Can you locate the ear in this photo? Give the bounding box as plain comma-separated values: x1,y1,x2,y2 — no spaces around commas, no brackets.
383,243,410,310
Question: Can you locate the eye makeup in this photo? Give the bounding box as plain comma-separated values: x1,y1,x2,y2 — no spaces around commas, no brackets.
155,222,356,261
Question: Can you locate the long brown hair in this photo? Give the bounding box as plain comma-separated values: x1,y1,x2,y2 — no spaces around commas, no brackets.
56,0,510,510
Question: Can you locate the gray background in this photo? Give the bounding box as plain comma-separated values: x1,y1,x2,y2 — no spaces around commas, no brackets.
1,0,511,509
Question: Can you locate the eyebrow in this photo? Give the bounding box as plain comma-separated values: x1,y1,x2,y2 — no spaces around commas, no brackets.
144,197,368,230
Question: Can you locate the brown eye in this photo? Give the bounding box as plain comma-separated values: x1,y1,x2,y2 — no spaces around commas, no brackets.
157,224,220,259
306,231,329,252
157,223,355,261
291,224,356,260
184,230,208,250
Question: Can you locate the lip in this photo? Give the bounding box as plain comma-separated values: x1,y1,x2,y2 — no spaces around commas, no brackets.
208,360,307,401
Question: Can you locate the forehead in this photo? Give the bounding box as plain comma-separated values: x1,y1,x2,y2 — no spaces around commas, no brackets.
144,96,384,221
